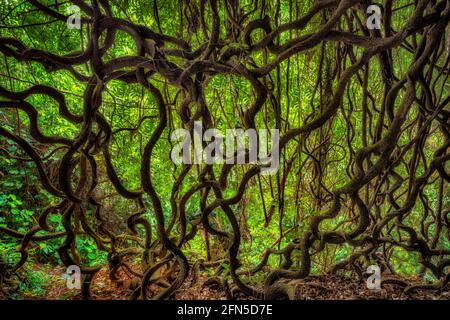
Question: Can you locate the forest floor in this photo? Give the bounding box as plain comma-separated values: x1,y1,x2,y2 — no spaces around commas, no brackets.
2,263,449,300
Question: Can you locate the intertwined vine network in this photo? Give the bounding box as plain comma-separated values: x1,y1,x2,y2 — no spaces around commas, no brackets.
0,0,449,300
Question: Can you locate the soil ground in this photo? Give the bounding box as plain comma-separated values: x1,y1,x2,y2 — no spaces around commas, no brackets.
1,263,449,300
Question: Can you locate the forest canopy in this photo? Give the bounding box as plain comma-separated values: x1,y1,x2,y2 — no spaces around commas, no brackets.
0,0,449,300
